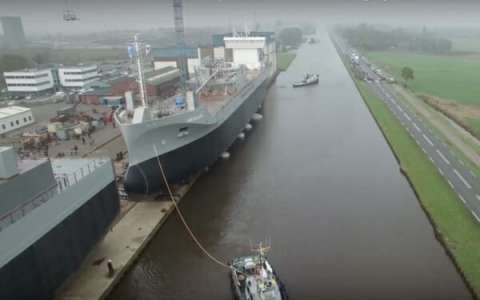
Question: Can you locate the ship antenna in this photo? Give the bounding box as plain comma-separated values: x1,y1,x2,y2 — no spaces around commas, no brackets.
134,34,148,107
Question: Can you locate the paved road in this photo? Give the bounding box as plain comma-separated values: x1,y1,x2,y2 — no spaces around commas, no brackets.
335,36,480,223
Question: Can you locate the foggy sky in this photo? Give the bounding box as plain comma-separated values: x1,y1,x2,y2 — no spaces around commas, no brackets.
1,0,480,35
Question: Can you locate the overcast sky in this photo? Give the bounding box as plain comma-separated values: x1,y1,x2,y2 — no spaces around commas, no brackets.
1,0,480,35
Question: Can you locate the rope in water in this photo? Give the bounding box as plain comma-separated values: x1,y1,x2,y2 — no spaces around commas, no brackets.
153,145,232,270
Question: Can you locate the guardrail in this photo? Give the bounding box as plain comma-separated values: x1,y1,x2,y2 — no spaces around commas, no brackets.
0,158,108,232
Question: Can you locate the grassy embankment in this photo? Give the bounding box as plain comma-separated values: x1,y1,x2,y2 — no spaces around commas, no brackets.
354,78,480,297
366,50,480,139
276,51,296,71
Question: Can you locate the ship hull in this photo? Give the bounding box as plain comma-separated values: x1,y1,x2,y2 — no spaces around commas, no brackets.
124,78,270,194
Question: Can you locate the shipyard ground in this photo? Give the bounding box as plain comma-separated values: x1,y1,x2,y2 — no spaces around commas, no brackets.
56,176,198,300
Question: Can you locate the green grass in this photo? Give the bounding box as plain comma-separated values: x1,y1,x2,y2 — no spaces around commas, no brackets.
467,118,480,139
355,79,480,297
451,37,480,53
277,51,296,71
367,51,480,105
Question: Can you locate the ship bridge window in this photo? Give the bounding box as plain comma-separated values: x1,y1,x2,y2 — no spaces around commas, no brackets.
178,126,189,138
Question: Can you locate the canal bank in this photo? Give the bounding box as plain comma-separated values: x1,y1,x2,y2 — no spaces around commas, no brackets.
333,36,479,298
56,175,199,300
110,30,471,300
355,81,479,299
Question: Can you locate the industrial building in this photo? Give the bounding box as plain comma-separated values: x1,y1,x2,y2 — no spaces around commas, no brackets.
58,65,100,88
0,16,26,49
3,68,55,94
218,32,277,71
0,146,119,300
0,106,35,135
78,67,180,105
152,47,199,75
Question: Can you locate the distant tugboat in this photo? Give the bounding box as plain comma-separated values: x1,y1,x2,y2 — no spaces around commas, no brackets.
292,73,319,88
230,243,288,300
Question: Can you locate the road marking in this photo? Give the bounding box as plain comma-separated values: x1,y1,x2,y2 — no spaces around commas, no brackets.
436,149,450,165
423,134,434,146
398,106,404,113
447,180,455,189
403,112,411,121
438,167,444,176
421,147,427,153
413,122,422,132
471,211,480,223
429,156,434,162
454,169,472,189
476,194,480,201
458,194,466,204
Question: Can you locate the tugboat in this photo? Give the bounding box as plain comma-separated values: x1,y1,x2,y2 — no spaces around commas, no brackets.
292,73,319,88
230,243,288,300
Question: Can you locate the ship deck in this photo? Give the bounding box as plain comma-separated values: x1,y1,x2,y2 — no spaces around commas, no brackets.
116,69,262,123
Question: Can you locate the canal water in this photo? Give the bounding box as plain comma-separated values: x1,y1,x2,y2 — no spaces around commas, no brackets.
110,31,470,299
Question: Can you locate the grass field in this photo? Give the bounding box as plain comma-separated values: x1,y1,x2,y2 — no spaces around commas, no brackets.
277,51,296,71
467,118,480,139
452,37,480,53
367,50,480,137
47,48,128,64
354,79,480,297
367,51,480,106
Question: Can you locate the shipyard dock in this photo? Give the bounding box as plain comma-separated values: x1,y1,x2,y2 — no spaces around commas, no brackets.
57,201,173,300
57,176,198,300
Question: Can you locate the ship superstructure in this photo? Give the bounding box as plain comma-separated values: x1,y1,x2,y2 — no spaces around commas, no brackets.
115,32,277,194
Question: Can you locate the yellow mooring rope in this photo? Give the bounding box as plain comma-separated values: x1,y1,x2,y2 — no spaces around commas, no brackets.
153,145,233,270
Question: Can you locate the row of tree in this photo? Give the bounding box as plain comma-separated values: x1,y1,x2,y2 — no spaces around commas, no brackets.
0,54,33,88
339,24,452,54
277,27,303,49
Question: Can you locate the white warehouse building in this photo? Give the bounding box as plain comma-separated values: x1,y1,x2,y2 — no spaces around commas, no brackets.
58,65,99,88
224,35,276,72
0,106,34,135
4,69,55,94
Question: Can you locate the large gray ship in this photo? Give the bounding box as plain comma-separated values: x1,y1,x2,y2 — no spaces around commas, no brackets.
115,32,277,194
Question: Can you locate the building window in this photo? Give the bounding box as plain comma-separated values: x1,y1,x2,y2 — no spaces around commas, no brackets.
16,120,19,125
28,116,32,121
24,117,27,123
1,124,5,130
10,122,14,127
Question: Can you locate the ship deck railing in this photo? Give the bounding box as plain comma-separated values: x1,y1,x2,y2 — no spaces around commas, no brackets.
0,158,108,232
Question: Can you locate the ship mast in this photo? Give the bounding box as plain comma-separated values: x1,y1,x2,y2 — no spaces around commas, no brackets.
134,34,148,107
